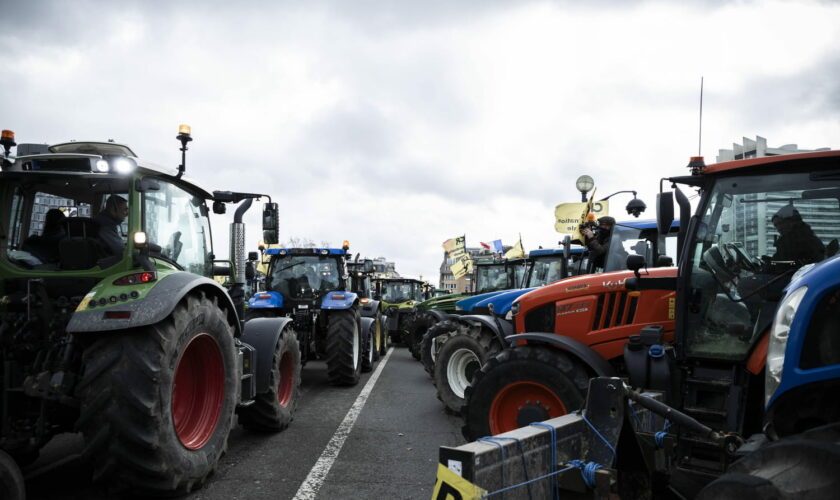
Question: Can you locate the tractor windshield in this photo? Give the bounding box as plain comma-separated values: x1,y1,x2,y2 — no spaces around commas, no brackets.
474,264,512,294
529,255,567,286
1,172,129,270
268,255,341,299
382,281,420,303
512,260,529,288
143,179,212,275
603,223,679,272
683,172,840,360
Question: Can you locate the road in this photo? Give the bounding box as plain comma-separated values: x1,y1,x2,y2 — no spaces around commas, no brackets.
24,346,465,500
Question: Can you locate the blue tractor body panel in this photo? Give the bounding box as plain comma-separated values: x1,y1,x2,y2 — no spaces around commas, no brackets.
476,287,535,315
767,255,840,408
456,290,507,312
265,247,347,256
321,291,359,310
247,290,284,309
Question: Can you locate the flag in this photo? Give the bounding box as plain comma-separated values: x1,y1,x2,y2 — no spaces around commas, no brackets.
450,256,472,279
554,196,608,241
480,241,491,249
450,235,466,260
492,239,503,253
504,235,525,259
442,238,456,253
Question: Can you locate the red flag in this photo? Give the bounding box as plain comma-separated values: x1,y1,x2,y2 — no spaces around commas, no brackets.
480,242,491,249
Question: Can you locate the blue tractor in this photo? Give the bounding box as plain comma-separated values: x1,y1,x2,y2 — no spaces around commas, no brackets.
247,244,369,386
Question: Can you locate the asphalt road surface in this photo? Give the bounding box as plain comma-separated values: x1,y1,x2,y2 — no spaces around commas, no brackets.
23,346,466,500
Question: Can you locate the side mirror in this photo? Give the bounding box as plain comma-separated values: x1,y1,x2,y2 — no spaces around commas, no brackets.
248,251,259,261
262,202,279,245
212,200,226,214
626,254,646,278
135,178,161,192
656,192,674,236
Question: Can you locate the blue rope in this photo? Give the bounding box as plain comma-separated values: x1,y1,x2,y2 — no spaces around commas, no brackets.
569,459,603,489
576,410,617,458
477,437,508,500
529,422,560,500
654,420,672,449
481,436,533,500
481,464,576,498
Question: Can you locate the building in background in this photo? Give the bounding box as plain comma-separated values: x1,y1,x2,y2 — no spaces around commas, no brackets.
716,136,829,162
372,257,398,278
717,136,839,258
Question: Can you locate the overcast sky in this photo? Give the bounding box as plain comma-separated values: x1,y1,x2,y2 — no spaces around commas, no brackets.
3,0,839,280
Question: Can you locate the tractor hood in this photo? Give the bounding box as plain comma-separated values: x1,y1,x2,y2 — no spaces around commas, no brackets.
416,292,470,312
455,290,507,312
475,287,536,316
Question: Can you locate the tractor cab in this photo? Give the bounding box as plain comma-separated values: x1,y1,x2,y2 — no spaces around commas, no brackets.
346,258,376,299
261,247,349,304
473,258,520,294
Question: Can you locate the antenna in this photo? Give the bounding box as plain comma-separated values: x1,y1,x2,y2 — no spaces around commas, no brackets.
698,76,704,156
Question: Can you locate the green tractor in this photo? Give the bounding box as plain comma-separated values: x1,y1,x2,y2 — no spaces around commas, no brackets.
0,127,300,496
375,277,425,349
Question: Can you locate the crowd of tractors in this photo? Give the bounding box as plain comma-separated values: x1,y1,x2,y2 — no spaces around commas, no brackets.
1,127,839,499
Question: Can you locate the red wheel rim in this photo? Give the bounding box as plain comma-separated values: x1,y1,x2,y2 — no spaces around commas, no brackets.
277,350,294,407
172,333,225,450
488,381,568,435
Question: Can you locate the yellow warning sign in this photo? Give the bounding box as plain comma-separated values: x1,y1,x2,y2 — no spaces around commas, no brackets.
431,463,487,500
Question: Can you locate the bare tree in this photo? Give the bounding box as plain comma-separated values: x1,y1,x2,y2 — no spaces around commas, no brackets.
282,236,316,248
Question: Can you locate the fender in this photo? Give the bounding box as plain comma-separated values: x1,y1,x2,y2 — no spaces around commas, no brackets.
360,298,380,318
241,316,295,393
67,272,240,335
459,314,514,345
321,291,358,310
248,290,284,309
360,316,374,333
425,309,452,323
505,332,618,377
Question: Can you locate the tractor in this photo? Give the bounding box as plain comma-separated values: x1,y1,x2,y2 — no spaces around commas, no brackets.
0,127,300,496
246,242,369,386
347,257,385,370
461,219,680,439
405,257,523,360
375,277,426,349
452,151,840,499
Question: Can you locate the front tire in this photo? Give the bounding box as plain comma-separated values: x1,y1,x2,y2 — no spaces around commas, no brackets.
76,291,237,495
378,312,390,356
238,327,302,432
434,324,502,414
325,307,363,386
461,344,589,441
361,319,376,373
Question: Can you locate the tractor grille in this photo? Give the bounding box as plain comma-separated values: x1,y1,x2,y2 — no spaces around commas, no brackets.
591,292,637,330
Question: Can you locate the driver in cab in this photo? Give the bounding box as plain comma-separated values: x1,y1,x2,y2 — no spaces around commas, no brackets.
771,205,824,265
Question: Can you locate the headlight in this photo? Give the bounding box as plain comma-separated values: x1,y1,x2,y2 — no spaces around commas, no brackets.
95,159,110,172
455,305,464,311
510,300,521,316
113,158,135,174
765,285,808,405
505,310,513,320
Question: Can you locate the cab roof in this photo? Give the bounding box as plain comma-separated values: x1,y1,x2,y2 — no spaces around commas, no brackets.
703,150,840,175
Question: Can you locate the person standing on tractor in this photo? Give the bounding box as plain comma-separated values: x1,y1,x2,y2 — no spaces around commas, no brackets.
771,204,824,264
581,215,615,269
95,194,128,255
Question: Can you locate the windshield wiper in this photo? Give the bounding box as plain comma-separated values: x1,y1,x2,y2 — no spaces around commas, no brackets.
276,261,306,273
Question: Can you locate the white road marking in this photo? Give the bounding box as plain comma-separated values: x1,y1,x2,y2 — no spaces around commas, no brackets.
293,347,394,500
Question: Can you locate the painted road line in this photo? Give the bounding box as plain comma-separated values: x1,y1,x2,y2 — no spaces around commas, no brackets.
293,347,394,500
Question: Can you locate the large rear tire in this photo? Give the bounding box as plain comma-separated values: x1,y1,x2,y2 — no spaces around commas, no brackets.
407,313,431,361
0,449,25,500
238,327,302,432
420,319,462,377
461,344,588,441
377,312,390,356
325,307,362,386
434,324,502,414
76,291,237,495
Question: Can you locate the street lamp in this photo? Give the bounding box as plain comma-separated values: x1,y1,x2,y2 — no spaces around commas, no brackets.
600,190,647,218
576,175,594,202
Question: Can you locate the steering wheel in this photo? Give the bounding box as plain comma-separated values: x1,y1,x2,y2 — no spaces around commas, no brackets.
723,242,763,273
702,244,738,285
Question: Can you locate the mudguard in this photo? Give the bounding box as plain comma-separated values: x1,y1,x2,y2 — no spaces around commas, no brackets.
360,316,374,333
241,316,295,393
459,314,514,345
67,272,239,335
321,291,358,310
425,309,452,322
248,291,284,309
505,332,618,377
360,299,380,318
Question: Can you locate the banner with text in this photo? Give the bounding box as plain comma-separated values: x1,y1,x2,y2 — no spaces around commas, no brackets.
554,200,609,241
